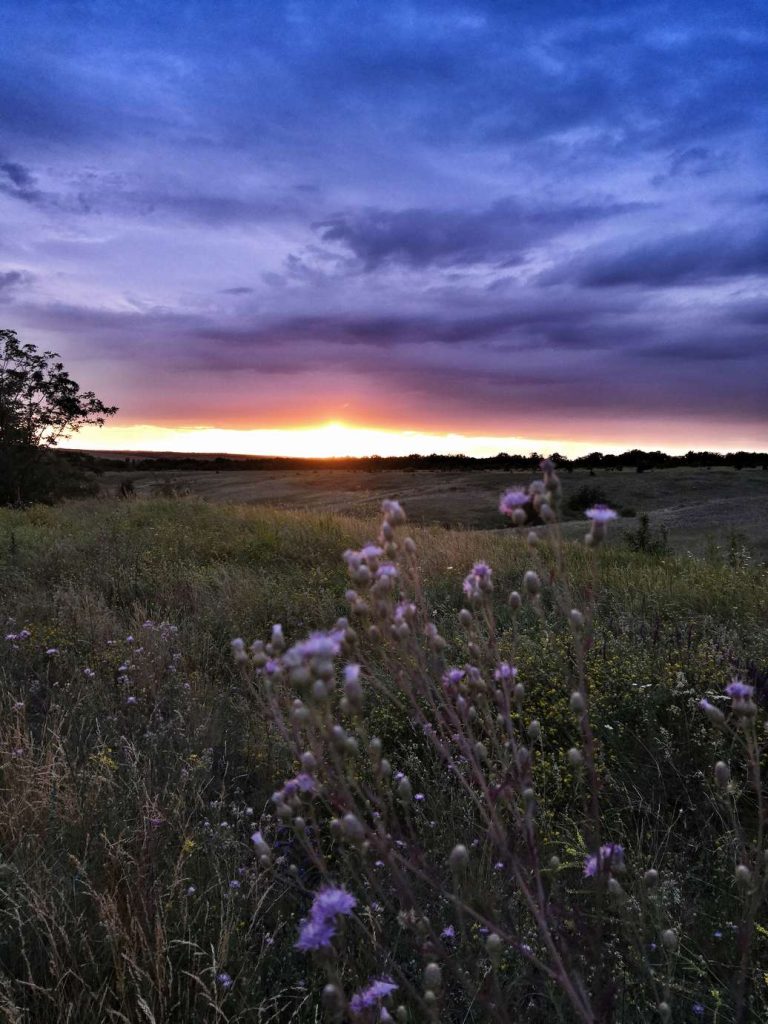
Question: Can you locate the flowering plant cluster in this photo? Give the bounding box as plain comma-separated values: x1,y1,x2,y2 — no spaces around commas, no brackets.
233,464,768,1022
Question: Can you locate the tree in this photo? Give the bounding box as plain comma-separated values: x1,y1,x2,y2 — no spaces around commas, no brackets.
0,329,118,504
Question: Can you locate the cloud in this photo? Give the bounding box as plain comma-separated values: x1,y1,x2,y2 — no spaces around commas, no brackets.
0,269,33,299
0,160,43,203
314,197,646,270
544,226,768,288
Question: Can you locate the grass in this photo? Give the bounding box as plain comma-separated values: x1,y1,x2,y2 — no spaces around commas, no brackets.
0,495,767,1021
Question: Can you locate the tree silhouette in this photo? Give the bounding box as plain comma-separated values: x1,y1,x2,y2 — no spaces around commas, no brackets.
0,328,117,503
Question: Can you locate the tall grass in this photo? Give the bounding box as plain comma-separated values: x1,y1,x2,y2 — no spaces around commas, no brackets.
0,490,766,1021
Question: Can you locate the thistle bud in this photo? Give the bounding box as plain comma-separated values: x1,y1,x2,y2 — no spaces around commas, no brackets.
512,508,526,526
523,570,541,596
644,869,659,888
661,929,678,950
714,761,730,789
735,864,751,886
527,720,541,741
459,608,473,627
508,591,522,610
321,983,344,1017
607,877,624,897
513,682,525,701
342,813,365,842
569,609,584,629
449,844,469,871
300,750,316,771
486,932,503,957
567,747,583,767
527,530,539,547
397,775,413,803
657,1002,671,1022
569,691,586,714
423,963,442,991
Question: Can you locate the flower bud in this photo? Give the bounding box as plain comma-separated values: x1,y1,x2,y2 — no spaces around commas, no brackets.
527,720,541,741
523,571,540,596
569,609,584,629
607,877,624,897
661,929,678,950
459,609,473,627
513,682,525,701
397,775,413,803
508,591,522,610
735,864,751,886
321,983,344,1016
342,813,365,842
474,742,488,763
569,691,586,713
527,530,539,547
300,750,316,771
567,747,583,766
549,855,561,869
423,963,442,991
657,1002,671,1022
486,932,503,957
714,761,730,788
449,844,469,871
644,869,659,888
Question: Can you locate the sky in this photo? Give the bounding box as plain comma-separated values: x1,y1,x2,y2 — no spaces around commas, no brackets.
0,0,766,457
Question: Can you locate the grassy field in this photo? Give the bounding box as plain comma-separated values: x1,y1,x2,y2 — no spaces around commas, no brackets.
102,466,768,561
1,492,767,1021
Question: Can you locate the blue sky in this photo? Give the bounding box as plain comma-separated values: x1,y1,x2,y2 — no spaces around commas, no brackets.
1,0,766,452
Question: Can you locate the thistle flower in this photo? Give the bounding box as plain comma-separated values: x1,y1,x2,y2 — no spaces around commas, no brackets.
584,505,617,523
499,489,528,516
583,843,625,877
725,678,753,701
349,978,398,1015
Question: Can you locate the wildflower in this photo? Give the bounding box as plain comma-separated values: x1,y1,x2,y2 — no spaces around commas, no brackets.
186,885,197,895
494,662,518,682
229,880,241,890
692,1003,705,1017
414,792,425,802
216,971,233,989
725,678,753,702
295,915,337,952
295,886,357,952
382,499,406,524
46,647,59,656
126,696,137,705
463,561,493,599
583,844,625,878
441,924,456,940
349,978,398,1016
584,505,617,523
499,489,528,515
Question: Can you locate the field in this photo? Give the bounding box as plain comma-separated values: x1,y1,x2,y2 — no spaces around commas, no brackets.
1,478,767,1021
102,465,768,560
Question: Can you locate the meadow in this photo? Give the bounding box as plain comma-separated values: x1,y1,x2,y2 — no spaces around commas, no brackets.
0,474,767,1022
102,465,768,561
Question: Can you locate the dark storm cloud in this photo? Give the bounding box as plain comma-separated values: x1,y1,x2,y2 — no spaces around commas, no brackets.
544,226,768,288
0,160,43,203
315,198,646,270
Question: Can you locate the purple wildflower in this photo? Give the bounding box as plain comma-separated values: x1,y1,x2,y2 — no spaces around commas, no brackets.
441,924,456,940
692,1003,705,1017
584,843,625,877
216,972,233,989
295,886,357,952
494,662,518,682
584,505,618,522
349,978,398,1016
295,914,337,952
725,678,754,701
499,489,528,516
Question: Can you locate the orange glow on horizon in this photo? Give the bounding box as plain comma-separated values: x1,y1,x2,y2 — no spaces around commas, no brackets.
61,420,767,459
